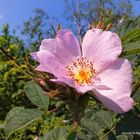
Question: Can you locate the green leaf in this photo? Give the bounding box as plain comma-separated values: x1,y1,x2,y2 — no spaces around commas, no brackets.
80,109,115,140
67,132,77,140
122,48,140,56
4,67,19,81
24,81,49,109
5,107,42,138
81,116,102,140
94,111,113,129
41,127,68,140
121,41,140,56
0,61,5,70
121,29,140,45
116,134,133,140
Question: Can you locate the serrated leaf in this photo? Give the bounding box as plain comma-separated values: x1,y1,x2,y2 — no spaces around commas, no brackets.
80,109,116,140
81,116,102,140
5,107,24,122
24,81,49,109
5,107,42,138
94,111,113,129
40,127,68,140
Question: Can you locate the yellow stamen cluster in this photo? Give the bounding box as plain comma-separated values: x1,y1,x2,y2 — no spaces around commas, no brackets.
66,57,95,85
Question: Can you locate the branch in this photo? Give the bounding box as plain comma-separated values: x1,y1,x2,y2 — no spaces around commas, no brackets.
0,46,14,60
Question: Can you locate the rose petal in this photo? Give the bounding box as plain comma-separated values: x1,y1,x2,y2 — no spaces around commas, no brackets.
94,58,134,113
82,29,122,73
51,77,95,94
75,84,95,93
40,29,81,65
31,50,67,78
40,38,56,51
35,64,49,72
57,29,81,57
50,77,75,88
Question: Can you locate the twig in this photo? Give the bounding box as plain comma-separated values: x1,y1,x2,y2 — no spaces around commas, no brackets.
0,46,33,79
0,46,14,60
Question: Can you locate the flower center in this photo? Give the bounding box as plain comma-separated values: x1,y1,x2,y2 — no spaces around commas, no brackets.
66,57,95,85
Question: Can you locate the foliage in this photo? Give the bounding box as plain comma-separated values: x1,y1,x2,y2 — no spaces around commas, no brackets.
21,8,57,50
5,107,42,138
63,0,132,38
0,1,140,140
24,81,49,110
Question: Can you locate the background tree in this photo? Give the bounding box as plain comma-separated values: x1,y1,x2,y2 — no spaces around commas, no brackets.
21,8,58,50
63,0,132,40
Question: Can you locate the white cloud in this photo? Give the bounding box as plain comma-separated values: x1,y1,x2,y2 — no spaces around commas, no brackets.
0,14,4,20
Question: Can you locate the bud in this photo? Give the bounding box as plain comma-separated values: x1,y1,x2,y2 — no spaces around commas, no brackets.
36,78,48,90
34,137,39,140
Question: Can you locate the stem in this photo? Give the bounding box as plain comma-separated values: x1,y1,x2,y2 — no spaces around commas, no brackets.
99,125,116,140
0,46,33,79
51,24,57,36
0,46,14,60
100,0,105,20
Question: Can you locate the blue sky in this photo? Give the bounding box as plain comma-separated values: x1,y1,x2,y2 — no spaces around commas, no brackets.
0,0,65,30
0,0,140,32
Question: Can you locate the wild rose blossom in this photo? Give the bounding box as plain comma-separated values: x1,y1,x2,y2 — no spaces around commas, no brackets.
31,29,134,113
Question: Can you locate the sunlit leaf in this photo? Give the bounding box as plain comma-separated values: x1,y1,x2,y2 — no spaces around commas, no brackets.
5,107,42,138
40,127,68,140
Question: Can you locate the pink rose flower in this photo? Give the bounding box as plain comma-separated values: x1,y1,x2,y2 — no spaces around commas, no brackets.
31,29,134,113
